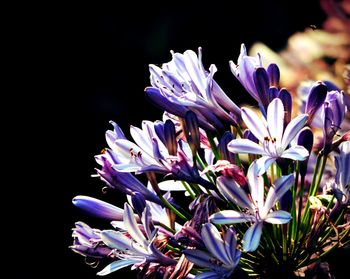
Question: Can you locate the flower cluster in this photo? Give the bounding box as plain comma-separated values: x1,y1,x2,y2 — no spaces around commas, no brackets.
71,37,350,277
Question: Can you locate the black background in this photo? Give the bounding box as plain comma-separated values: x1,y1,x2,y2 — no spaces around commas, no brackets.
13,0,346,278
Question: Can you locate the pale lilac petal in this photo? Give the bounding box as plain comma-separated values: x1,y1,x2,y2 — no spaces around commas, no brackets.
201,223,231,266
264,210,291,224
130,126,153,156
158,180,186,191
217,176,252,209
141,205,155,240
255,156,276,175
281,146,309,161
247,161,264,209
210,210,255,224
72,196,124,221
112,163,141,172
123,203,148,248
241,107,268,142
97,260,137,276
242,222,263,252
183,50,206,96
281,114,308,149
227,139,266,155
100,230,133,252
263,173,294,215
267,98,284,145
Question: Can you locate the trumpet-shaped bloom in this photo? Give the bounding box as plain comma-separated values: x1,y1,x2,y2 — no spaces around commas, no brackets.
230,43,280,106
107,120,214,188
147,48,241,130
210,162,295,251
97,203,176,276
184,224,241,278
228,98,309,175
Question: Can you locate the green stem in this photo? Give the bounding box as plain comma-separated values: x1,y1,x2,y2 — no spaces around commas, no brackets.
158,222,176,234
206,131,219,159
159,195,189,221
181,181,196,200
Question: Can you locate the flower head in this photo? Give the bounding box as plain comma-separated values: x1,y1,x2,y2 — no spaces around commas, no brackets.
210,162,294,251
228,98,309,174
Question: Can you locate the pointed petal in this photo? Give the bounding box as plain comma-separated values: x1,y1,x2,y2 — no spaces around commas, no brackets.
123,203,148,248
227,139,266,155
267,98,284,145
264,210,291,224
216,176,252,209
247,161,264,209
255,156,276,175
281,146,309,161
100,230,133,252
241,107,268,142
72,196,124,221
201,223,231,266
130,125,153,156
184,249,217,269
210,210,255,224
281,114,308,149
263,173,294,215
97,260,137,276
242,222,263,252
224,227,237,263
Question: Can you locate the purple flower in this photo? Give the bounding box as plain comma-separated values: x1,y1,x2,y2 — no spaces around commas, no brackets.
71,222,112,259
228,98,309,175
97,203,176,276
210,161,294,251
146,48,241,129
332,141,350,203
230,43,280,106
108,120,214,189
184,223,241,278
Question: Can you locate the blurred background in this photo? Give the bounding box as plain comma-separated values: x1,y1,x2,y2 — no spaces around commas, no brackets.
15,0,342,278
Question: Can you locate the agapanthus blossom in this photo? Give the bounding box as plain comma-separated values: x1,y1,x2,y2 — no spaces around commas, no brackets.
228,98,309,174
184,224,241,278
210,161,294,251
146,48,241,130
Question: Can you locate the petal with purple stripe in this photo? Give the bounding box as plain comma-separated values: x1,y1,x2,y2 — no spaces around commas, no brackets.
227,139,266,155
242,222,263,252
264,210,291,224
97,260,137,276
281,114,308,149
241,107,268,142
210,210,255,224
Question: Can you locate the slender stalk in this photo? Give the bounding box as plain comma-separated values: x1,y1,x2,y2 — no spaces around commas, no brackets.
181,181,196,200
206,131,219,159
158,195,190,221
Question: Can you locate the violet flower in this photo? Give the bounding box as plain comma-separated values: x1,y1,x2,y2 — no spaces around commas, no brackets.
210,162,294,251
97,203,176,276
184,224,241,279
228,98,309,175
146,48,241,130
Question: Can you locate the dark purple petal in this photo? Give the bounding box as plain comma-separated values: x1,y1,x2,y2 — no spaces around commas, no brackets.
268,87,278,103
184,111,200,155
131,192,146,217
243,129,259,144
267,63,280,87
323,104,335,155
278,88,292,126
297,127,314,177
305,82,327,124
253,67,269,107
164,120,177,156
218,131,236,163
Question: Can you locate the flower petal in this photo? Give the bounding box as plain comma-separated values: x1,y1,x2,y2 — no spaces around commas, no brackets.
255,156,276,175
281,114,308,149
242,222,263,252
201,223,231,266
247,161,264,209
281,146,309,161
195,271,221,279
97,260,137,276
227,139,266,155
264,210,291,224
158,180,186,191
217,176,252,209
72,196,124,221
123,203,148,248
263,173,294,215
224,227,238,263
241,107,268,142
267,98,284,145
210,210,255,224
100,230,133,252
184,249,217,269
